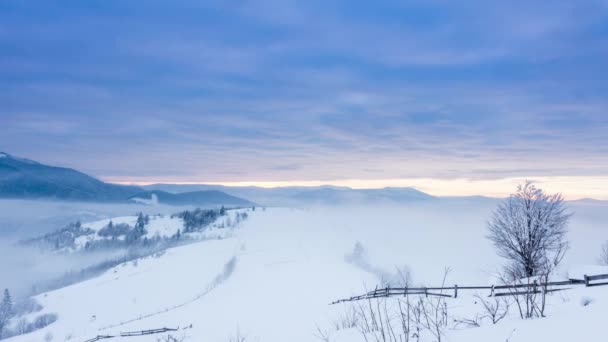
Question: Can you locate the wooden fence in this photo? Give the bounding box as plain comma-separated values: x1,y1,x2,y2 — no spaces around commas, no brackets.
331,273,608,305
82,327,179,342
120,327,179,337
83,336,114,342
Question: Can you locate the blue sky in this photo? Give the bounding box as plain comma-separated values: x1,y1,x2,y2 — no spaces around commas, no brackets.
1,0,608,195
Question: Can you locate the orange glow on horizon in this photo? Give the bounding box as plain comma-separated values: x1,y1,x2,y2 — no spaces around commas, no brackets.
105,176,608,200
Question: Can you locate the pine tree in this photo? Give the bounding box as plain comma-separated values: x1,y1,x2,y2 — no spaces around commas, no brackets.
0,289,13,337
127,213,148,244
136,213,146,230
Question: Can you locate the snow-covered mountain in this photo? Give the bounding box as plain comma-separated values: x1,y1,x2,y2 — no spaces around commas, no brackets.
0,152,142,202
0,153,253,206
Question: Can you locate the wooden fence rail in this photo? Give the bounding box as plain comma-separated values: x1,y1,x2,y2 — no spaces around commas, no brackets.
585,273,608,286
120,327,178,337
83,335,114,342
331,273,608,305
82,327,178,342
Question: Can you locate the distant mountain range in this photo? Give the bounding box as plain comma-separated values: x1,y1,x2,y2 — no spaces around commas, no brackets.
128,190,254,207
0,151,445,207
144,183,435,206
0,152,253,207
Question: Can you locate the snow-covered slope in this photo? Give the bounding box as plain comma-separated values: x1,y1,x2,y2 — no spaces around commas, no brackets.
5,201,608,342
71,215,184,250
26,209,248,253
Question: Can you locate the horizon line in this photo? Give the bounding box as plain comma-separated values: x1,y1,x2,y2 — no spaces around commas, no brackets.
105,176,608,201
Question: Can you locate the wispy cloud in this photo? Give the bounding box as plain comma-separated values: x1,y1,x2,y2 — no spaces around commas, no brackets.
0,0,607,194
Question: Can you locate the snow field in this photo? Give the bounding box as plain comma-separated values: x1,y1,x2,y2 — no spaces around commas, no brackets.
6,201,608,342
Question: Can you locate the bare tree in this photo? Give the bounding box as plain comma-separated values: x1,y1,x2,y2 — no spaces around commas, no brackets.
601,241,608,265
488,181,570,280
488,181,570,318
488,181,571,279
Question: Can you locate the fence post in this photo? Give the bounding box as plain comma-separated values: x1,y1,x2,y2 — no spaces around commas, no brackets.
454,284,458,298
425,287,428,297
584,275,590,287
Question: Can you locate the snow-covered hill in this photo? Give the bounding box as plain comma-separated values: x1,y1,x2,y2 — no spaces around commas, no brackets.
23,208,250,253
4,201,608,342
69,212,235,251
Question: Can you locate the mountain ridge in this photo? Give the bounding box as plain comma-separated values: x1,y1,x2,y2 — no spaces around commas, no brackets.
0,153,253,206
143,183,435,206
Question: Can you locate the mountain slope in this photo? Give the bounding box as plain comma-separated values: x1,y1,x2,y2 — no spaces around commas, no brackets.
0,153,255,206
291,186,433,204
0,152,142,201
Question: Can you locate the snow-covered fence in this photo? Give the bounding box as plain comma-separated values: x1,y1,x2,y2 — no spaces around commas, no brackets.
82,335,114,342
81,327,178,342
120,327,178,336
331,273,608,304
584,273,608,286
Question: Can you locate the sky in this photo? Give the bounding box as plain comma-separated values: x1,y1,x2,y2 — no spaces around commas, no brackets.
1,1,608,198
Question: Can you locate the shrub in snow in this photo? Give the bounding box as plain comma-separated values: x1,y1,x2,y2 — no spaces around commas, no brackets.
335,269,451,342
601,241,608,265
474,293,510,324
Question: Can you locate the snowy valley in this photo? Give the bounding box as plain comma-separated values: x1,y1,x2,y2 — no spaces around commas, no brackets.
1,199,607,342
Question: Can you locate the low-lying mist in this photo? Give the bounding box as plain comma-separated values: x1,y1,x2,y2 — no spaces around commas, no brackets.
0,197,606,302
0,242,128,298
0,199,194,239
0,199,196,298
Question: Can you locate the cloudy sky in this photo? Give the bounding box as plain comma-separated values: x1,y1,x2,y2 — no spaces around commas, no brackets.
1,1,608,198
